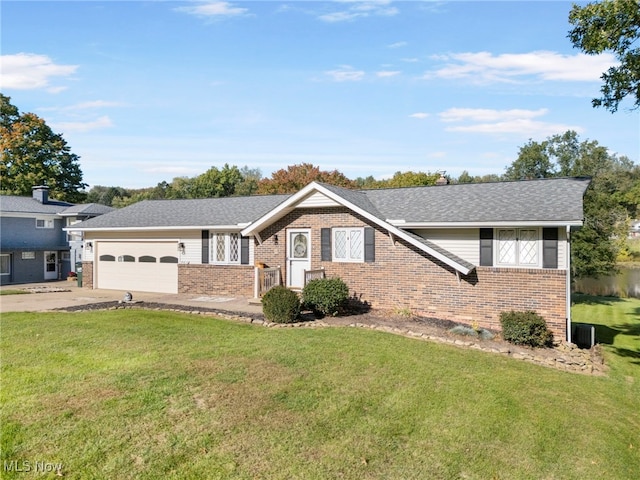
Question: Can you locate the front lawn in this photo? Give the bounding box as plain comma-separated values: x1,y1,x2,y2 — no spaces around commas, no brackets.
1,300,639,479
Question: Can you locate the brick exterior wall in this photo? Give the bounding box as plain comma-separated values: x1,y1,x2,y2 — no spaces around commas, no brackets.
81,261,93,289
178,264,254,297
253,207,568,339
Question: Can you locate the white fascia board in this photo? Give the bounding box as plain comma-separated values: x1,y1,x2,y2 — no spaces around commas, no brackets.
64,225,243,232
1,212,62,219
390,221,584,228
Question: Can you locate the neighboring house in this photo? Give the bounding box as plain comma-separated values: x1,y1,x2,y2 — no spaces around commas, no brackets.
71,177,590,341
630,220,640,238
0,186,113,284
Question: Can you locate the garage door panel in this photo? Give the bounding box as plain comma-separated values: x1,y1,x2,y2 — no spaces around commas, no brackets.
96,242,178,293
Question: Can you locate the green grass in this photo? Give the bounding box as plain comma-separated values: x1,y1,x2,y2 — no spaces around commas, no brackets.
0,289,29,295
1,301,639,479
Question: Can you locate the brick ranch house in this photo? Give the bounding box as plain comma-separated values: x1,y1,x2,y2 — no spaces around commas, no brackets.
71,177,590,342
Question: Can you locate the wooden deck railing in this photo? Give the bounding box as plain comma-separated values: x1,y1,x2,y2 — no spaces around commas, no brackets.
257,267,281,296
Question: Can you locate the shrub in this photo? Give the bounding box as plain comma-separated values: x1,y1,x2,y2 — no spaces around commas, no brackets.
262,286,300,323
499,311,554,347
302,277,349,317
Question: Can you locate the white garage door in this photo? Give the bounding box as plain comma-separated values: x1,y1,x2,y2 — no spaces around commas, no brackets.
96,242,178,294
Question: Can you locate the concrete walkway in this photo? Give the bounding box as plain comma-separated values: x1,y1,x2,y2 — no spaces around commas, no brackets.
0,281,263,315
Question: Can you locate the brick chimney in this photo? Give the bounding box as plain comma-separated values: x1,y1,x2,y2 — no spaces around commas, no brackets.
32,185,49,204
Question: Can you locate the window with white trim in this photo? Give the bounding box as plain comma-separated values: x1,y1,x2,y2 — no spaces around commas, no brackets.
211,232,240,264
0,254,11,276
333,228,364,262
496,228,540,267
36,218,54,229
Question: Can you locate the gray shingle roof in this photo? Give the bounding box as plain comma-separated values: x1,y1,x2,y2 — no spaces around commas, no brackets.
0,195,73,214
362,177,590,224
73,194,292,229
59,203,115,216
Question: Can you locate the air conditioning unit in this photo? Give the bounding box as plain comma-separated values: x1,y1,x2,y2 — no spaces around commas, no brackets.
572,323,595,348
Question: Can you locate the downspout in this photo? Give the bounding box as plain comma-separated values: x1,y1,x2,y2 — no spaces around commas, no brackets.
566,225,572,344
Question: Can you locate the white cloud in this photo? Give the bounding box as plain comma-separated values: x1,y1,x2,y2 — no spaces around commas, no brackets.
426,51,617,83
409,112,429,119
439,108,548,123
175,1,248,17
438,107,583,137
324,65,365,82
0,53,77,91
319,1,398,22
387,41,407,49
53,116,113,133
376,70,400,78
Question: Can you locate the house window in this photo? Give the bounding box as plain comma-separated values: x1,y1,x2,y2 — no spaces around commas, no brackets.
21,251,36,260
0,254,10,276
36,218,54,229
333,228,364,262
212,232,240,264
496,228,540,267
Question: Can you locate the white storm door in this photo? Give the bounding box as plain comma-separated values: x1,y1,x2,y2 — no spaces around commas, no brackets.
287,229,311,289
44,251,58,280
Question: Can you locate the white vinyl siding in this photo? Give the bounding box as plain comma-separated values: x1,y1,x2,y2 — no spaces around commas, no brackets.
333,228,364,262
412,228,480,265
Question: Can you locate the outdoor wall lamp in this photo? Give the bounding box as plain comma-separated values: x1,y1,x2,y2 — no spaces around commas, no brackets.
85,241,93,252
178,242,185,253
273,234,278,245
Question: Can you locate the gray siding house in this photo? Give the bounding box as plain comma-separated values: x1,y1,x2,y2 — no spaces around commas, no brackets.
0,186,113,285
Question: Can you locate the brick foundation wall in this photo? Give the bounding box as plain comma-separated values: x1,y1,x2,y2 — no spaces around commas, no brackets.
81,261,93,289
178,264,254,297
254,207,568,339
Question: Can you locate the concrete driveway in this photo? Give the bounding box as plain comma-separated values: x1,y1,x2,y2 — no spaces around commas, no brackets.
0,281,263,315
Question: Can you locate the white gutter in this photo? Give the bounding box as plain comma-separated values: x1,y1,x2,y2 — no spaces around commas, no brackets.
387,220,585,228
566,225,572,344
64,224,245,232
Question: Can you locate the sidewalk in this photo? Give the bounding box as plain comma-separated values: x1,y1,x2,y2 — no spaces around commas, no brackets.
0,281,263,315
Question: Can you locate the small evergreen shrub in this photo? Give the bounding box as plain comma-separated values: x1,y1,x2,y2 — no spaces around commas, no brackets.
499,310,554,347
302,277,349,317
262,286,300,323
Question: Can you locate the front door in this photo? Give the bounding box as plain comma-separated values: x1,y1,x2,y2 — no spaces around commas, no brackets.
44,251,58,280
287,229,311,289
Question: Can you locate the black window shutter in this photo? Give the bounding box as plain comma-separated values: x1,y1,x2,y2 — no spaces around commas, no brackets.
479,228,493,266
543,227,558,269
364,227,375,263
321,228,332,261
240,236,250,265
201,230,209,264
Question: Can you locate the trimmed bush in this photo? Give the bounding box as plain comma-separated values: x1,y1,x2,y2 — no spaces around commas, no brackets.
262,286,300,324
302,277,349,317
499,311,554,347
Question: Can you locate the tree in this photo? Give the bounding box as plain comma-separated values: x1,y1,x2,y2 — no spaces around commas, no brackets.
0,94,87,202
256,163,355,194
191,164,244,198
505,130,638,277
568,0,640,112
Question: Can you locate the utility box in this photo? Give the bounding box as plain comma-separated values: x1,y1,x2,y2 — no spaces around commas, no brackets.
573,323,595,349
75,262,83,287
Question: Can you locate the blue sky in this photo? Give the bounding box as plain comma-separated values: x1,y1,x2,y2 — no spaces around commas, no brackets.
2,0,638,189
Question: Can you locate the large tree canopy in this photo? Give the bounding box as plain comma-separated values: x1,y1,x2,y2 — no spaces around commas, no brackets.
256,163,355,194
568,0,640,112
0,94,87,202
504,130,638,278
